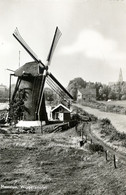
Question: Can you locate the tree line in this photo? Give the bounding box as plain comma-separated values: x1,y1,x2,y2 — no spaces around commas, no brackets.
2,78,126,103
67,77,126,101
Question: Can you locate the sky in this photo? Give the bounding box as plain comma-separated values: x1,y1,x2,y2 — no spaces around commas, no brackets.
0,0,126,88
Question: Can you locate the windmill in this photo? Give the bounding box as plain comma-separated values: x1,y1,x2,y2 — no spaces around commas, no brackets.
9,27,73,124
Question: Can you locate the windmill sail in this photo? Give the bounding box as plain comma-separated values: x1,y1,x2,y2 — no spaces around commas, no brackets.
12,77,21,101
48,73,73,99
32,76,48,121
46,77,65,98
46,27,62,65
46,76,71,100
13,28,44,66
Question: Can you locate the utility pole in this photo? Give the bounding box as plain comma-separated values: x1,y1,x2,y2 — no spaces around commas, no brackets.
19,50,21,67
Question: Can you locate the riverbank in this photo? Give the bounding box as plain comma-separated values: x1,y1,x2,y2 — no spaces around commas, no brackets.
74,105,126,156
91,122,126,155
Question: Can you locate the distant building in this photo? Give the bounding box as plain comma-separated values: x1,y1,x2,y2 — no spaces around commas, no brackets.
108,68,124,86
118,68,123,83
77,86,96,102
77,90,83,100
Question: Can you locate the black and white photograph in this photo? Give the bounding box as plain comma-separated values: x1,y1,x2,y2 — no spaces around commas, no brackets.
1,0,126,194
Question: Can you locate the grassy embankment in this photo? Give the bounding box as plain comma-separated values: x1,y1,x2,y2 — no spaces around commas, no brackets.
81,100,126,115
1,127,126,195
75,106,126,151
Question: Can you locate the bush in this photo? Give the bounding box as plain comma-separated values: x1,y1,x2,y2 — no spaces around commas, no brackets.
89,143,104,152
110,131,126,141
101,118,111,125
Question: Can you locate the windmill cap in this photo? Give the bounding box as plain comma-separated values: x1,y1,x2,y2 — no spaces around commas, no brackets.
14,61,43,77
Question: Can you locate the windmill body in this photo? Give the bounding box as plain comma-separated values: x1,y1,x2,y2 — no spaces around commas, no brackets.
12,61,47,122
9,27,73,124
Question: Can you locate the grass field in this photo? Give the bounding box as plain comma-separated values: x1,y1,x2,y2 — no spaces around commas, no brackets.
1,127,126,195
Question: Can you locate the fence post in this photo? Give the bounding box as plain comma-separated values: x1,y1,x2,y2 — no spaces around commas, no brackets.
81,128,83,140
105,150,108,162
75,123,77,131
85,135,87,142
113,155,117,169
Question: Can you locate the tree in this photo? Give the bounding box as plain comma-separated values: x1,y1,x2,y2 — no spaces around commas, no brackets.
95,82,102,100
97,84,111,101
67,77,87,100
8,89,29,124
108,90,116,100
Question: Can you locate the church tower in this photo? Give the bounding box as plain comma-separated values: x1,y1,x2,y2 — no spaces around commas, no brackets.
118,68,123,83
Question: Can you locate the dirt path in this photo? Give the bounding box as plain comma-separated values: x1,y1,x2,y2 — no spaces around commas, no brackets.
83,122,126,162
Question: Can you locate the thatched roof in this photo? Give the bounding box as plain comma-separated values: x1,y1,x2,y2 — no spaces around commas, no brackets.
14,61,43,77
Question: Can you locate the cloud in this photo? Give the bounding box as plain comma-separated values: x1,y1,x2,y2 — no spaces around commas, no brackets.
60,29,125,60
0,36,14,56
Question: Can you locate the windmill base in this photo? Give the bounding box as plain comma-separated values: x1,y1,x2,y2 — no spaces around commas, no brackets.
16,120,46,127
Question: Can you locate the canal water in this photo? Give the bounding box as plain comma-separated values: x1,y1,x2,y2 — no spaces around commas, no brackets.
75,104,126,133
